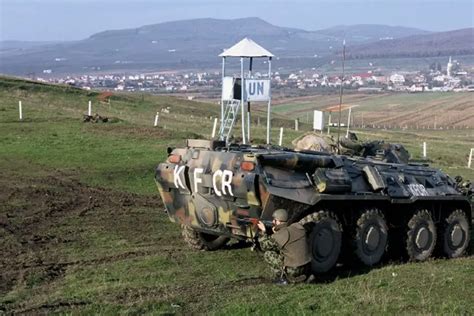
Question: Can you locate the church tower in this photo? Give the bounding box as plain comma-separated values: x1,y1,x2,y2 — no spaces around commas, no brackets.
447,56,453,77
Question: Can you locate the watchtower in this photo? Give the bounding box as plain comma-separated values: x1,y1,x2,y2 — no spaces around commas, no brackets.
218,38,274,144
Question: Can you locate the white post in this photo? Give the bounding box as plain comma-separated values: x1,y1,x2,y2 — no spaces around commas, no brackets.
247,110,251,142
247,57,253,143
19,101,23,120
221,57,225,126
468,148,474,168
295,119,299,131
154,112,159,127
211,117,218,138
423,142,427,158
240,57,246,144
266,57,272,145
278,127,284,146
327,113,332,135
88,100,92,116
346,107,352,137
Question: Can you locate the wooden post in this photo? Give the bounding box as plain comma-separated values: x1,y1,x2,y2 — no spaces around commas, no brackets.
279,127,284,146
211,117,218,138
468,148,474,168
19,101,23,120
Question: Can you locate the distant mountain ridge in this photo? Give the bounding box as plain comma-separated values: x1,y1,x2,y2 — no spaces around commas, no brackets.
347,28,474,58
0,40,60,50
89,17,301,40
0,17,469,75
314,24,431,40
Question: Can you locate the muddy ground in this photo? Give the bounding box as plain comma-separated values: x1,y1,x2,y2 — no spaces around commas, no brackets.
0,171,162,312
0,171,271,314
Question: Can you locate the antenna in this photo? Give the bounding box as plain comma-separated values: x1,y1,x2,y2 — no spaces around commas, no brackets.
336,39,346,154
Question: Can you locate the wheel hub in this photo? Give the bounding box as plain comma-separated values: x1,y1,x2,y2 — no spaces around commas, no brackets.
415,227,430,249
450,225,464,247
365,226,380,252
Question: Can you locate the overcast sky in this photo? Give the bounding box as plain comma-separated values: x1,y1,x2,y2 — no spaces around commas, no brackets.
1,0,472,41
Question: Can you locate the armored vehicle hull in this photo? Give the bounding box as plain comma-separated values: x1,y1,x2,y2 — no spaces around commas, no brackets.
155,139,472,273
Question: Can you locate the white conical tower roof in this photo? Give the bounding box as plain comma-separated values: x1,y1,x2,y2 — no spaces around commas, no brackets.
219,37,274,58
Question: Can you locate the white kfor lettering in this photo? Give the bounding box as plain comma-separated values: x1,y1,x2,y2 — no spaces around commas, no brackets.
211,170,234,196
193,168,204,193
212,170,223,196
407,184,428,196
222,170,233,196
173,165,186,189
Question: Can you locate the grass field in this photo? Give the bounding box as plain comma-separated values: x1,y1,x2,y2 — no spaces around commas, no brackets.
0,76,473,314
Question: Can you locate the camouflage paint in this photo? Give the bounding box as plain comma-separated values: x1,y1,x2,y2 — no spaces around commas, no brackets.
155,139,472,240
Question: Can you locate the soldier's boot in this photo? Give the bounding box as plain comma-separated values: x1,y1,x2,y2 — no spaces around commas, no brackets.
286,264,311,284
272,269,288,285
272,277,288,285
305,274,316,284
289,274,307,284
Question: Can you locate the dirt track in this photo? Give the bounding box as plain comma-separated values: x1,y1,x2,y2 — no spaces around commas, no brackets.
0,171,271,313
0,171,160,305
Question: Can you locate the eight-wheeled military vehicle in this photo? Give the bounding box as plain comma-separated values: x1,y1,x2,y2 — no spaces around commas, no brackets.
154,38,472,274
155,139,472,273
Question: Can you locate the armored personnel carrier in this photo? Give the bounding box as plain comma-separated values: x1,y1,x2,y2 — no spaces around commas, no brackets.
154,38,472,274
155,139,472,273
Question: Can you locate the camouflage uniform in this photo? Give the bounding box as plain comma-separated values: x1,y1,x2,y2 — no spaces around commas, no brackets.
259,223,311,280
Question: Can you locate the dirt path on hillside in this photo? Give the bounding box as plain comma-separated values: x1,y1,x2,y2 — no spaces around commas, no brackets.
0,172,160,300
0,171,272,314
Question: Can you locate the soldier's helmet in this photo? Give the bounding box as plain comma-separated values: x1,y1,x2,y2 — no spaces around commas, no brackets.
272,209,288,222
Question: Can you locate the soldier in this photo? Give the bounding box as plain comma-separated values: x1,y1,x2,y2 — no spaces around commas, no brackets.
257,209,312,284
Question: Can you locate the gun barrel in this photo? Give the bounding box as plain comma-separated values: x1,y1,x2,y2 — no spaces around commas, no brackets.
238,218,272,226
258,153,335,171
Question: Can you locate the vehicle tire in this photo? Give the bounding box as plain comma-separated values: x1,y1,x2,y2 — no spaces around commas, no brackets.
406,210,436,261
440,209,470,258
302,211,342,273
181,225,229,251
354,209,388,266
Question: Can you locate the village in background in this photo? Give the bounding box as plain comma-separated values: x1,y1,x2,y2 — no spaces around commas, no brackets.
36,56,473,97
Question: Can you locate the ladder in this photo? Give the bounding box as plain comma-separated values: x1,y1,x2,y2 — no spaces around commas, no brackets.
218,99,241,142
